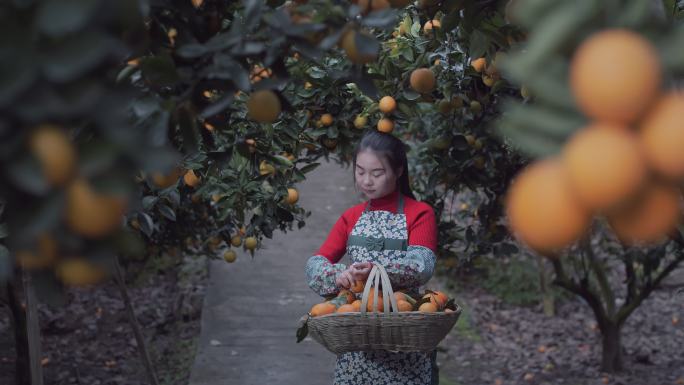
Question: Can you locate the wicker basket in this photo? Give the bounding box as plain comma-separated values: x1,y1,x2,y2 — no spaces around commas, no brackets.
304,263,461,354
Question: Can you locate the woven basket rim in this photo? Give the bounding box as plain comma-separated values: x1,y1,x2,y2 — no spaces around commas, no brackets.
308,304,462,320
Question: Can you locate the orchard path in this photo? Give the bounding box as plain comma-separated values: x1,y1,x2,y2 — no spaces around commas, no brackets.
188,159,362,385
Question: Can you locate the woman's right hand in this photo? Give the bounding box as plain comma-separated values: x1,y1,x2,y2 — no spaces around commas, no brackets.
350,261,372,283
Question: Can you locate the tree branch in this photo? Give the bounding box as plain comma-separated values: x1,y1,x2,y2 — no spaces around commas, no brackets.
623,250,637,306
583,237,615,317
551,257,609,329
616,249,684,325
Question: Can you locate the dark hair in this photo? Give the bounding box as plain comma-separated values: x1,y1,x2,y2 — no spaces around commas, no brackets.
352,130,415,199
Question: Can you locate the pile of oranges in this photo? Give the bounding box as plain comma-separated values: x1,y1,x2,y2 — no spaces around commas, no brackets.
309,280,455,317
506,28,684,256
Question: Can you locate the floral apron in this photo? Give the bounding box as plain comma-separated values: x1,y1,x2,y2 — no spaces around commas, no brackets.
333,193,438,385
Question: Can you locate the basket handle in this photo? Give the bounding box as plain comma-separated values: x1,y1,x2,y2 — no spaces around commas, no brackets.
359,263,399,314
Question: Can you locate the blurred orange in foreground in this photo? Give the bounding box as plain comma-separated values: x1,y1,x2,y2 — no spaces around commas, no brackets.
563,124,647,211
506,158,591,255
570,29,661,125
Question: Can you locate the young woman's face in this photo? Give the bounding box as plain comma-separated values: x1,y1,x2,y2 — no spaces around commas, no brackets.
355,150,401,200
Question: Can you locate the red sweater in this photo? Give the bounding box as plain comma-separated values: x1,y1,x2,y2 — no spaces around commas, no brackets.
316,190,438,263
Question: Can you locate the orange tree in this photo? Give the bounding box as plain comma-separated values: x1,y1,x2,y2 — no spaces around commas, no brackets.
363,2,528,267
121,0,406,261
0,0,404,382
497,0,684,372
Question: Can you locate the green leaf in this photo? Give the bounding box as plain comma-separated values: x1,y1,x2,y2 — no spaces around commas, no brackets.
116,64,138,83
661,24,684,72
42,32,115,82
361,9,398,29
158,204,176,221
200,93,236,119
140,54,180,87
139,212,154,237
496,117,564,158
441,9,462,32
402,89,421,101
509,0,594,78
355,32,380,59
468,30,489,58
36,0,99,37
501,100,585,139
503,55,576,110
6,156,49,195
142,196,158,210
210,54,250,90
176,44,209,58
299,162,320,174
615,0,651,27
244,0,264,31
271,155,293,168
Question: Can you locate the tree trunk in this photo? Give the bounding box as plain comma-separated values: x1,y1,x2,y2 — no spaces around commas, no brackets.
537,255,555,316
7,281,30,385
600,322,624,373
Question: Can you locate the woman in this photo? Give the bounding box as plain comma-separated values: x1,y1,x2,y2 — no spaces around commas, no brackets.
305,130,439,385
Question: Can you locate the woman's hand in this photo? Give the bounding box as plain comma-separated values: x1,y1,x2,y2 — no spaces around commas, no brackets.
335,268,355,289
350,262,372,283
336,262,374,290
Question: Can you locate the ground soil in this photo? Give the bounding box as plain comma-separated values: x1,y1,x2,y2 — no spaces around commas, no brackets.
0,252,209,385
436,271,684,385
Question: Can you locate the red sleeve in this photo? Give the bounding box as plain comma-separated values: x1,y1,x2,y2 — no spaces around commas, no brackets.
316,207,361,263
407,203,438,253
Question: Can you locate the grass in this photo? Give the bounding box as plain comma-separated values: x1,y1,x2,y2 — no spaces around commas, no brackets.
439,375,463,385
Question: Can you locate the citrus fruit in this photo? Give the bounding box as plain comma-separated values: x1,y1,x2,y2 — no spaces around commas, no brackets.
320,113,334,126
285,188,299,205
310,302,336,316
505,158,592,255
244,237,258,250
152,168,182,188
563,124,647,211
230,235,242,247
409,68,435,94
423,19,441,36
29,125,76,186
15,234,58,270
607,181,681,245
471,57,487,73
639,92,684,180
353,115,367,129
350,280,366,293
183,170,200,187
247,90,281,123
341,29,377,64
397,300,413,312
65,179,128,239
378,96,397,114
223,250,237,263
418,302,438,312
56,258,107,286
336,304,356,313
569,29,661,125
377,118,394,133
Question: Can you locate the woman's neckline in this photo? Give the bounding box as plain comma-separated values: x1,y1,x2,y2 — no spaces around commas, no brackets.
368,189,400,209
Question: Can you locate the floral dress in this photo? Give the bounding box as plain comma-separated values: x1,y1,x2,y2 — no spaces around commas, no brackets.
305,192,439,385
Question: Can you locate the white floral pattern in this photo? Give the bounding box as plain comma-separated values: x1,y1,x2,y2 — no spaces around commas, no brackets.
335,202,437,385
306,255,347,296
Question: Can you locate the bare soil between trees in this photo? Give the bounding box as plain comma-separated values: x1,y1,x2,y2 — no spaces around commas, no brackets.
436,273,684,385
0,252,209,385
